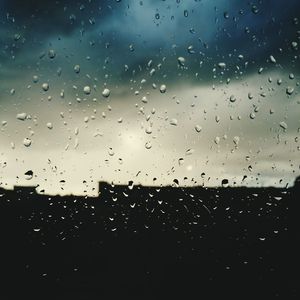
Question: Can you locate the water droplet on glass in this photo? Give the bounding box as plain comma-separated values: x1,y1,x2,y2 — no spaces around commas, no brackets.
74,65,80,73
102,88,110,97
33,75,39,83
83,86,91,95
249,112,256,119
145,127,152,134
291,41,298,50
177,56,186,66
279,121,287,130
108,147,115,156
24,170,33,180
229,95,236,102
128,180,134,190
269,55,276,63
195,125,202,133
218,62,226,69
48,49,56,59
170,118,178,126
16,112,27,121
286,87,294,95
221,179,229,187
160,84,167,93
145,141,152,149
233,136,240,145
23,138,32,147
178,158,184,166
187,45,195,54
42,83,49,91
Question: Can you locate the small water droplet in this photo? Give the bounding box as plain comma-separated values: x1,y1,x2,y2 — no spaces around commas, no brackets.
48,49,56,59
159,84,167,93
74,65,80,73
23,138,32,147
177,56,185,66
83,86,91,95
145,141,152,149
170,118,178,126
24,170,33,180
42,83,49,91
195,125,202,133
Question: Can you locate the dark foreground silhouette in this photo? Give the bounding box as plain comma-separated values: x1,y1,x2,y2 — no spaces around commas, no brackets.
0,178,299,299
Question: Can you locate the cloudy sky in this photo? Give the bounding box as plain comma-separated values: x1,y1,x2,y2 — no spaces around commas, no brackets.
0,0,299,195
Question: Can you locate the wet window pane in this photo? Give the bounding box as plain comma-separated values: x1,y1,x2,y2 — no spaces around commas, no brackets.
0,0,299,298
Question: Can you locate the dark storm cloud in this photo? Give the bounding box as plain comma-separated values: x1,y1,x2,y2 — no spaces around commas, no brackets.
0,0,299,84
0,0,117,35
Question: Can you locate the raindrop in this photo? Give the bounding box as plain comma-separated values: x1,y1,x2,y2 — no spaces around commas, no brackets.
102,88,110,97
286,87,294,95
178,158,184,166
128,180,134,190
145,127,152,134
23,138,32,147
24,170,33,180
16,113,27,121
177,56,186,66
145,141,152,149
185,148,194,155
42,83,49,91
74,65,80,73
108,147,115,156
221,179,229,187
187,45,195,54
48,49,56,59
233,136,240,145
160,84,167,93
229,95,236,102
269,55,276,63
195,125,202,133
291,41,298,50
214,137,220,144
279,121,287,130
170,118,178,126
251,5,259,14
83,86,91,95
218,62,226,69
249,112,256,119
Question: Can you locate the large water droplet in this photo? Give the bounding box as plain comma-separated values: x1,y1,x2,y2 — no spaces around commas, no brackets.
16,113,27,121
102,88,110,97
